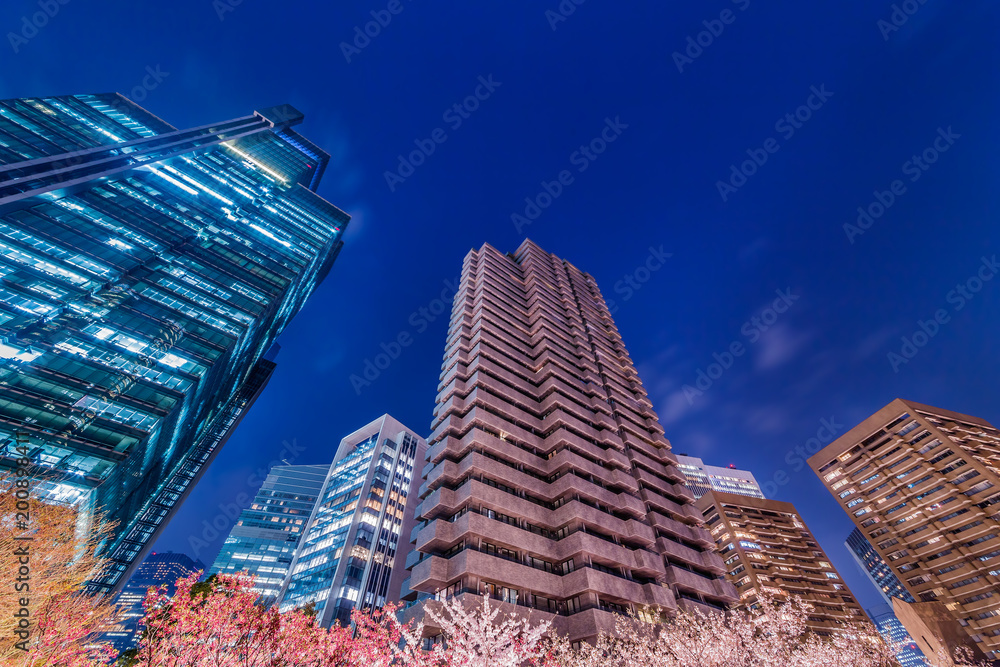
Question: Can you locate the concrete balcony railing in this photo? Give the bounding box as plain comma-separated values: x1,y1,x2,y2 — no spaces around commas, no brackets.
411,543,669,610
413,484,454,523
648,512,714,547
479,321,584,371
405,547,423,570
540,393,618,433
701,550,727,574
610,468,641,494
464,549,567,600
428,407,536,453
627,447,671,478
663,566,731,601
534,362,605,398
641,488,702,524
548,428,629,469
407,554,452,593
546,447,631,490
624,436,677,470
472,330,583,381
615,493,648,520
424,448,643,524
676,595,730,616
634,468,693,504
622,518,657,546
934,504,978,531
559,564,667,608
655,537,722,574
427,427,537,470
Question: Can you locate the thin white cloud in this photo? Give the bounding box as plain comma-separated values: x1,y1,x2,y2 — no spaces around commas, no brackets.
659,389,700,425
754,323,814,371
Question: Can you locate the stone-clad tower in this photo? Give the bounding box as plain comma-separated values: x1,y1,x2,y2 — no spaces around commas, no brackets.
402,240,737,642
809,399,1000,662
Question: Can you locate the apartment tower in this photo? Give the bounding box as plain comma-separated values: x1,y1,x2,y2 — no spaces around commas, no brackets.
696,492,867,635
402,240,737,642
808,399,1000,661
0,95,350,589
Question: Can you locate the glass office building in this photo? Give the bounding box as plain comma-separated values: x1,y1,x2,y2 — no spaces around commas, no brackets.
846,527,915,604
0,94,350,590
676,454,765,499
210,464,328,603
278,415,426,628
101,551,204,653
869,603,929,667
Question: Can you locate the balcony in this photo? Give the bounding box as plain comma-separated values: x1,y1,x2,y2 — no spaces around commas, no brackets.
655,537,724,575
648,511,713,547
663,566,732,601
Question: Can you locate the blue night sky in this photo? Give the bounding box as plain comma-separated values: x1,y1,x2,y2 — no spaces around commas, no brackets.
2,0,997,610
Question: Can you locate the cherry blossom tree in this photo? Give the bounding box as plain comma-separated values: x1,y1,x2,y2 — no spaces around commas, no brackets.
544,593,902,667
0,474,119,666
129,571,417,667
8,546,993,667
131,571,284,666
418,594,553,667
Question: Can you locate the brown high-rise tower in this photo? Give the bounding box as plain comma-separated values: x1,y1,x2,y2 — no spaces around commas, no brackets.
809,399,1000,662
401,240,737,642
696,492,868,636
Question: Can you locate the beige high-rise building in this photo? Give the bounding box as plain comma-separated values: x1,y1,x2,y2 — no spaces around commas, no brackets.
808,399,1000,661
401,240,737,642
696,492,868,635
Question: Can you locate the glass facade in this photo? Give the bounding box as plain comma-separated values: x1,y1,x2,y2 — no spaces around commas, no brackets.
869,603,929,667
676,454,765,499
100,551,204,653
0,94,350,590
278,415,426,628
846,526,915,604
210,464,328,603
